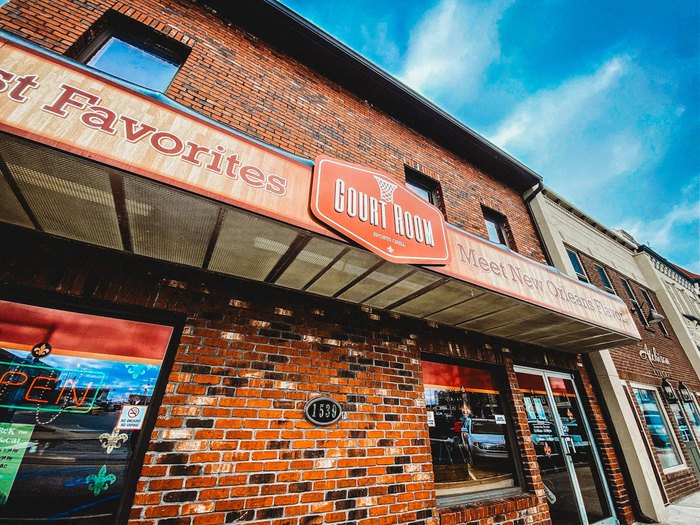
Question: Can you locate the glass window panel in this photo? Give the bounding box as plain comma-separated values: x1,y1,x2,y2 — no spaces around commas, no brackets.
595,265,615,294
566,249,588,283
683,401,700,442
406,179,432,203
640,289,670,335
422,360,518,497
482,209,510,247
669,403,693,443
88,37,180,92
485,217,501,244
633,387,682,470
0,300,173,523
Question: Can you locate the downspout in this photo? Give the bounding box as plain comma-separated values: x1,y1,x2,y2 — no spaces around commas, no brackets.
522,181,554,266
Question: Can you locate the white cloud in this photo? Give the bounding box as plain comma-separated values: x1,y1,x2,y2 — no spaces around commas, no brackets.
490,55,630,170
399,0,514,100
488,53,686,211
619,178,700,271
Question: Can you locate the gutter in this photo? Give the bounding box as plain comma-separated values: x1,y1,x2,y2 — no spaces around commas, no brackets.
207,0,542,193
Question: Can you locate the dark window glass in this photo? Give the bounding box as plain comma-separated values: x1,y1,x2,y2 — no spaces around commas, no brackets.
483,208,511,247
595,265,615,294
633,387,682,470
404,168,441,209
621,279,649,327
422,360,518,497
87,37,181,92
0,299,174,523
566,249,588,282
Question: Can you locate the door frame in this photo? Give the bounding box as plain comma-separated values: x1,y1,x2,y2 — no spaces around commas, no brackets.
515,365,618,525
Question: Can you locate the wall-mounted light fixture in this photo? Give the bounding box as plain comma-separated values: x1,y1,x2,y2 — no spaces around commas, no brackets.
678,382,694,403
661,378,677,403
644,303,666,325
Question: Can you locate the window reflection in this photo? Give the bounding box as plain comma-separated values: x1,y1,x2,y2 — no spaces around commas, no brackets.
88,37,182,92
422,360,517,496
0,300,172,524
633,387,682,470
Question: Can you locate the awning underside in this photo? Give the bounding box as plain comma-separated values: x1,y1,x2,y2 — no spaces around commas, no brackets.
0,134,635,352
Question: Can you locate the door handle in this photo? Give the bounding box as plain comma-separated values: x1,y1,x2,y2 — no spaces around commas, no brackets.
564,436,577,455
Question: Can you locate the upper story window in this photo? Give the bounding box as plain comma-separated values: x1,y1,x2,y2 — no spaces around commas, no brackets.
78,13,189,92
482,207,511,248
405,167,442,209
621,278,649,327
641,289,670,336
595,264,616,294
566,248,588,283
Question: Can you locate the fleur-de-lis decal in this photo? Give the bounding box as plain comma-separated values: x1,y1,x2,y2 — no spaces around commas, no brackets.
99,428,129,454
85,465,117,496
125,363,147,379
31,341,52,359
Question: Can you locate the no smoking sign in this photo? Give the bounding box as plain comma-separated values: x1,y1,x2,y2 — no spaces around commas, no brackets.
116,404,147,430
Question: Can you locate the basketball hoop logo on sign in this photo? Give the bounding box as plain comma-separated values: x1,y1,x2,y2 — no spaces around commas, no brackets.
310,156,450,265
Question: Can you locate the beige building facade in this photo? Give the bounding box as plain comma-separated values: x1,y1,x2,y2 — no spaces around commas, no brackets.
530,188,700,522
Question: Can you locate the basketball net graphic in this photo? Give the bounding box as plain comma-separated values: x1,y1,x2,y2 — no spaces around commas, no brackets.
374,176,398,203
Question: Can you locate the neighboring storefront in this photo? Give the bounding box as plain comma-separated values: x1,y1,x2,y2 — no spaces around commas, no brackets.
530,188,700,522
0,2,646,525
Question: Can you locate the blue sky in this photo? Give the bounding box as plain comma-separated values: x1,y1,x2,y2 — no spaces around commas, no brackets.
282,0,700,272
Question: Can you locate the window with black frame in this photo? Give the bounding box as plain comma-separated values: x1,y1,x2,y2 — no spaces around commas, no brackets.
0,299,175,524
78,12,190,92
482,207,512,248
405,167,443,211
422,359,519,498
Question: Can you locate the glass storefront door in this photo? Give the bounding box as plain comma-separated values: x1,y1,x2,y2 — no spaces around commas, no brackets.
515,367,617,525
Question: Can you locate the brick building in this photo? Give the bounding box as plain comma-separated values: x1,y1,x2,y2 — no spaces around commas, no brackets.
530,188,700,522
0,1,645,525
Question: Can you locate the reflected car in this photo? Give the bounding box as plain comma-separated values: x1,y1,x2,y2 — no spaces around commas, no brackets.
463,418,507,463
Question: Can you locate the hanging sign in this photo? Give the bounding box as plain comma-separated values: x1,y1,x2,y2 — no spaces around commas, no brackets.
310,156,450,265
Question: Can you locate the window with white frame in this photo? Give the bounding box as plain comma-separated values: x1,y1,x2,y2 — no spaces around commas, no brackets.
566,248,589,283
621,278,649,327
594,264,616,294
632,386,683,470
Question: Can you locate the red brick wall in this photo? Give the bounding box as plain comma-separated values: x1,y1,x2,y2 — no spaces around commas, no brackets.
0,225,555,525
576,251,700,502
575,251,700,390
0,0,547,263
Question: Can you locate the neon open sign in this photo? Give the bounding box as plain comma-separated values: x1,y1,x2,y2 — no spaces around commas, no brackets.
0,361,105,413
